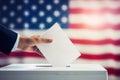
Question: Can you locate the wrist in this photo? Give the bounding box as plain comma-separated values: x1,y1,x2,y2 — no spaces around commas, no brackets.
18,36,28,50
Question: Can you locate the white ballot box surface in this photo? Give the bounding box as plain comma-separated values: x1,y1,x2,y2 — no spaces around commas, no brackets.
0,64,107,80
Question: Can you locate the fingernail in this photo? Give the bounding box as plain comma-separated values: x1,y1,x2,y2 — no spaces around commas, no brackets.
47,39,52,43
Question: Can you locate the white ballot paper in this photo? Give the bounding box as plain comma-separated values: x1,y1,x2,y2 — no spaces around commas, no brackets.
37,23,80,67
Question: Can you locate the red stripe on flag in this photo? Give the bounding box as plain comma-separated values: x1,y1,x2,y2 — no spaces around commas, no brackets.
69,23,120,30
70,38,120,46
70,8,120,14
10,52,120,61
9,51,44,58
79,53,120,61
106,67,120,76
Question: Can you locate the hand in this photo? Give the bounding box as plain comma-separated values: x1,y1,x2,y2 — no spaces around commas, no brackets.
17,35,52,53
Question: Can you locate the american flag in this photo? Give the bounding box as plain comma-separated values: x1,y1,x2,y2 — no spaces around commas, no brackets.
0,0,68,29
0,0,120,80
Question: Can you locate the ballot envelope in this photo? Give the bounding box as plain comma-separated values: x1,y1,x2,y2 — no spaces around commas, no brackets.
37,23,80,67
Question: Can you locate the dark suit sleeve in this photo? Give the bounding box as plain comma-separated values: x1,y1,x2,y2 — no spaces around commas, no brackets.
0,24,17,55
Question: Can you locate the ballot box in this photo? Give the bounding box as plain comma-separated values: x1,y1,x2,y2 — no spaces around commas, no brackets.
0,64,107,80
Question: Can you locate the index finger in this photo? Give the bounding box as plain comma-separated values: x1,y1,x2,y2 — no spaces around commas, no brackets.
40,38,52,43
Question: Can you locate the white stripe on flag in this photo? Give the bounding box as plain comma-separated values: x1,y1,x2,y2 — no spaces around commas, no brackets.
69,14,120,24
70,0,120,9
65,29,120,40
76,44,120,54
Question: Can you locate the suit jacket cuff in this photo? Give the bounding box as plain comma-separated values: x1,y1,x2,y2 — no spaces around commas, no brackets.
11,34,20,51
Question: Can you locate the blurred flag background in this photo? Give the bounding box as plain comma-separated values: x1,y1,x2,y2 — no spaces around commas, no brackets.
0,0,120,80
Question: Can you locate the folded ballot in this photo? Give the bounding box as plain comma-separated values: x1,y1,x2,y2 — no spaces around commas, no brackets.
37,23,80,67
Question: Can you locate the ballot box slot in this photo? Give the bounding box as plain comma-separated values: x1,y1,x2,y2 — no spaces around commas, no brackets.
36,65,70,67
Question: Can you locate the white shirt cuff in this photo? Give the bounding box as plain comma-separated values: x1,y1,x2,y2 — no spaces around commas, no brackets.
11,34,20,51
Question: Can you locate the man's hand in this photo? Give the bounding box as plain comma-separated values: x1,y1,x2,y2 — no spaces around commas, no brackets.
17,35,52,53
